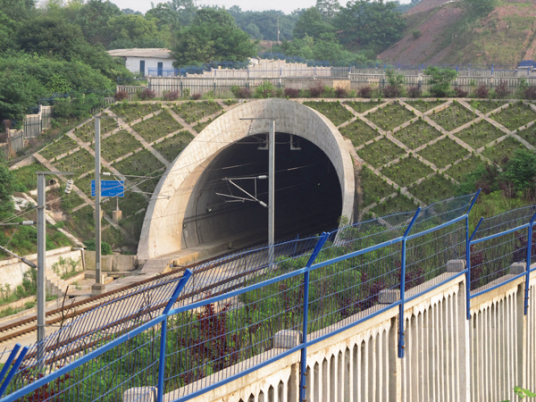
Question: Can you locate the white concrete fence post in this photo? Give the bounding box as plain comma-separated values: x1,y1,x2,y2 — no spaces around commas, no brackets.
123,386,157,402
274,330,301,402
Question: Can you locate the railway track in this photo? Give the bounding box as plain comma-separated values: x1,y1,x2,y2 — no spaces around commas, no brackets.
0,252,234,346
0,221,330,348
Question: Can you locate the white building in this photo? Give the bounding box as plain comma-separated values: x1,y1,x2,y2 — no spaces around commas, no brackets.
108,48,174,77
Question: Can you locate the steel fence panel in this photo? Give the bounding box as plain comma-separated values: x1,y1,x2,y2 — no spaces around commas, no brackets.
470,227,528,292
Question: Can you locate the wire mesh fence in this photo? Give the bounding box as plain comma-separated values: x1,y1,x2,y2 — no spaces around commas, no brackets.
472,205,536,241
470,228,528,292
469,205,536,294
10,326,163,402
6,192,536,402
164,275,305,399
308,239,402,340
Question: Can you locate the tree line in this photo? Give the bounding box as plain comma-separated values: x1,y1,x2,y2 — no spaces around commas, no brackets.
0,0,411,125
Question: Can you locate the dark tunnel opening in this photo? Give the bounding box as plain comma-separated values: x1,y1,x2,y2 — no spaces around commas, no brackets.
181,133,343,249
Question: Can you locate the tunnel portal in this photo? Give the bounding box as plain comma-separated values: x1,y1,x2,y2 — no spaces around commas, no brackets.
181,133,343,249
138,98,355,260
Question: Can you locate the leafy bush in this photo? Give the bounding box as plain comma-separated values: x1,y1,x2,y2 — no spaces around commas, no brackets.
457,148,536,198
494,80,510,99
114,91,128,101
284,88,300,98
299,89,310,98
309,82,325,97
383,85,402,98
191,93,202,100
475,85,489,98
237,87,252,98
139,89,156,100
16,266,37,298
453,87,468,97
84,240,113,255
424,66,457,97
53,93,105,119
412,30,422,39
0,54,116,123
321,86,335,98
379,70,405,98
231,85,240,97
163,91,179,101
407,85,421,98
359,85,373,98
525,86,536,100
254,81,276,98
335,87,348,98
500,148,536,193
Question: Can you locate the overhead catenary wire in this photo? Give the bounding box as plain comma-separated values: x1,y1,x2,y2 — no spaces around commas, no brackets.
0,129,313,226
0,155,322,228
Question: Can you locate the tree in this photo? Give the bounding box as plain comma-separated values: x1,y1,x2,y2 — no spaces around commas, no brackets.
146,3,180,30
122,8,142,15
334,0,406,52
276,33,371,65
244,23,262,40
424,66,457,97
15,15,130,81
0,11,19,54
74,0,122,46
279,36,315,60
312,33,353,62
0,69,45,126
107,14,161,46
194,8,235,27
0,52,117,124
293,7,334,40
146,0,196,30
316,0,340,20
228,7,299,42
167,0,197,26
171,8,257,66
0,0,35,21
16,16,88,61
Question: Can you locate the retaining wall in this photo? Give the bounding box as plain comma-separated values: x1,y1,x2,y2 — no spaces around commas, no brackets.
0,247,82,291
84,251,137,272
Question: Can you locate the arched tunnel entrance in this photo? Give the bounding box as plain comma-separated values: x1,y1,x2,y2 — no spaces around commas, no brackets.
138,98,355,261
181,133,343,249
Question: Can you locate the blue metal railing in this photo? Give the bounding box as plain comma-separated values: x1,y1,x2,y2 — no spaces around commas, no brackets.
4,193,536,402
468,205,536,316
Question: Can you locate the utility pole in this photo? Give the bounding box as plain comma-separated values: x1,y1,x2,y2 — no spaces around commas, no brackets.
92,117,105,296
36,171,73,365
268,120,275,267
237,118,276,267
277,16,280,45
36,173,46,363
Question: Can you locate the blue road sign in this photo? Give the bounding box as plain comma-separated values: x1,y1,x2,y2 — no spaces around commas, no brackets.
91,180,125,197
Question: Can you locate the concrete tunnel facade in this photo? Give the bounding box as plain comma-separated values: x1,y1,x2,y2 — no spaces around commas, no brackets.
137,98,355,261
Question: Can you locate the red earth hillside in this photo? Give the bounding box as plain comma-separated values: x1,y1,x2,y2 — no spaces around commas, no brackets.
379,0,536,67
